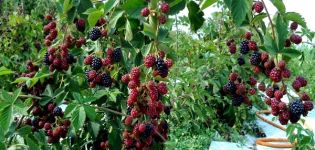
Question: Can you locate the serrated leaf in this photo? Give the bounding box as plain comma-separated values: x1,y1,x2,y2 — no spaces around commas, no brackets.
12,77,30,84
72,106,86,131
200,0,218,10
108,10,124,29
275,14,288,51
103,0,119,15
25,136,39,150
264,32,278,54
187,1,205,32
17,126,32,138
0,105,13,134
270,0,286,14
230,0,249,26
1,90,12,102
42,85,53,97
125,19,133,41
251,13,267,24
55,92,68,105
143,23,156,39
83,105,96,121
0,67,13,76
64,103,77,117
72,92,83,103
285,12,307,28
280,48,302,58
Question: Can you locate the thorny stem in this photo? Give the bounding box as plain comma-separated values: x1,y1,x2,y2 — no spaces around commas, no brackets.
96,106,126,116
261,0,276,40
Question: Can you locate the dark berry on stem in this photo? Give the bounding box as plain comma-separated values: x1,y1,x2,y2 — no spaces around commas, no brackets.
89,27,101,41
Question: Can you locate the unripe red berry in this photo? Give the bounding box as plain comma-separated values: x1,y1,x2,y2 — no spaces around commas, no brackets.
244,32,252,40
229,72,238,81
290,22,298,30
158,15,167,24
160,2,170,13
84,55,93,65
124,116,133,126
141,7,150,17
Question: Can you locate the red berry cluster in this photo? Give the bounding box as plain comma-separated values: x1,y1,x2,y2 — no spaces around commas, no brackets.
227,39,236,54
24,102,70,144
121,53,171,148
252,1,264,13
19,61,53,95
141,1,170,25
84,48,123,88
144,52,173,78
287,22,302,45
42,16,82,72
223,72,255,107
230,32,313,124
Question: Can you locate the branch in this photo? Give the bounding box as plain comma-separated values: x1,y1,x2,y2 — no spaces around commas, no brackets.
261,0,276,40
96,106,126,116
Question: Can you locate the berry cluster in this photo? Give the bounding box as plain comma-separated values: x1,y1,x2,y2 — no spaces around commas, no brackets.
84,48,122,88
121,54,171,148
20,61,53,95
287,22,302,45
24,102,70,144
141,1,170,25
229,31,313,124
43,44,77,72
43,20,57,47
88,17,108,41
144,52,173,78
222,72,254,107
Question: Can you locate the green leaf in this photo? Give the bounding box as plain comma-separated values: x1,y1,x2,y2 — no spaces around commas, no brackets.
285,12,307,28
103,0,120,15
83,105,96,121
275,14,288,51
187,1,205,32
230,0,249,26
88,122,100,138
77,0,93,14
72,106,86,131
251,13,267,24
0,67,13,76
270,0,286,14
122,0,145,18
64,103,77,117
134,52,143,67
63,0,73,13
264,32,278,54
25,136,39,150
125,19,133,41
0,105,13,134
55,92,68,105
1,90,12,102
88,10,103,27
200,0,218,10
17,126,32,137
72,92,83,103
108,10,124,29
11,88,21,104
12,77,30,84
143,23,156,39
165,0,186,15
109,128,122,150
42,85,53,97
223,0,232,9
280,49,302,58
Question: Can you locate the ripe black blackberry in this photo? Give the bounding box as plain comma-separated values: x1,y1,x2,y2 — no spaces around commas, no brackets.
67,54,76,64
232,94,244,106
289,112,301,123
89,27,101,41
289,100,304,115
43,52,50,65
250,52,261,65
53,107,63,116
240,40,250,54
112,48,122,62
91,57,102,70
225,81,236,93
141,124,153,139
237,57,245,65
156,58,168,78
102,74,112,87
